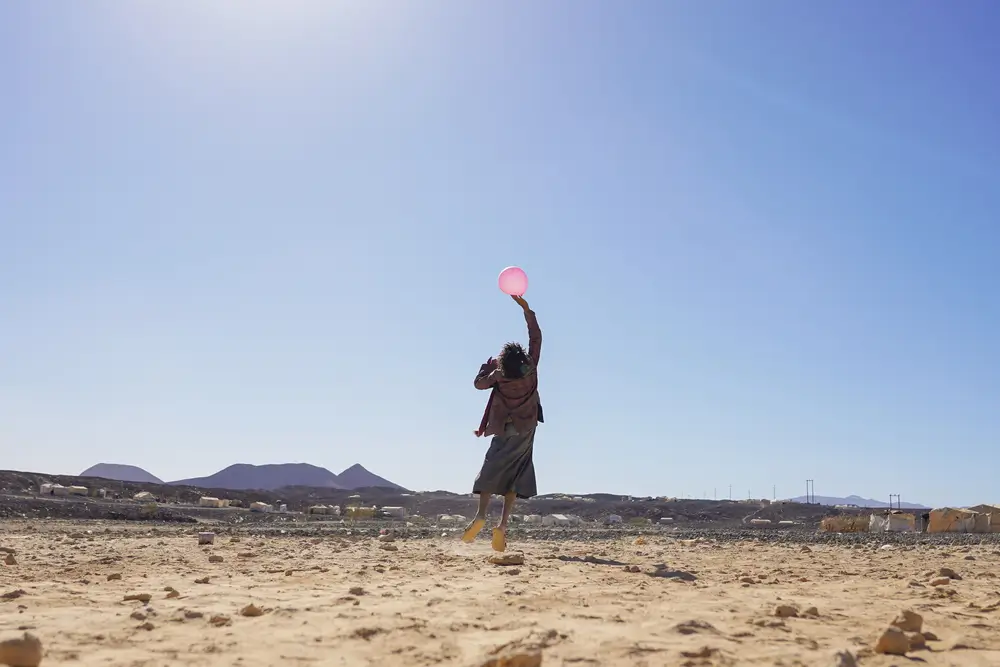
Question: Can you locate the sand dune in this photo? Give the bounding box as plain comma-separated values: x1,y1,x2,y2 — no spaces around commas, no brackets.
2,522,1000,666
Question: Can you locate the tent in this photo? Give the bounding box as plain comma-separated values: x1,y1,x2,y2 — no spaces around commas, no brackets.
966,504,1000,533
928,507,980,533
869,512,915,532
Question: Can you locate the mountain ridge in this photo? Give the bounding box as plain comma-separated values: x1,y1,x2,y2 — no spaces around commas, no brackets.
785,494,928,509
79,463,164,485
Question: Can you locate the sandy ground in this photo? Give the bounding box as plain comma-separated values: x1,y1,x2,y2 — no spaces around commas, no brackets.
2,523,1000,666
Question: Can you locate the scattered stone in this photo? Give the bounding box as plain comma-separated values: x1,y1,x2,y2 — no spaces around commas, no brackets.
3,555,16,566
166,590,180,599
929,577,951,587
489,554,525,567
209,614,231,627
184,610,204,619
739,576,755,584
831,649,858,667
0,590,26,601
136,621,154,631
106,573,122,581
208,555,223,563
380,544,398,552
800,546,812,553
906,632,926,650
922,630,939,641
194,577,210,585
377,534,395,543
240,603,264,617
130,611,147,621
473,651,542,667
237,552,256,559
673,620,719,635
507,568,521,575
0,632,43,667
124,593,152,603
647,565,696,581
891,610,923,633
803,606,819,617
939,567,961,580
285,570,294,576
680,646,718,659
774,605,799,618
349,587,366,596
623,566,640,573
874,627,909,655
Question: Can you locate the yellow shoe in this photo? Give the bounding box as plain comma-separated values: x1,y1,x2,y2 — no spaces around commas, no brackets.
462,518,486,543
491,527,507,552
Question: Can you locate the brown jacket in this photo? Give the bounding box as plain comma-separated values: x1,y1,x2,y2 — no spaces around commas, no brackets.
474,309,541,437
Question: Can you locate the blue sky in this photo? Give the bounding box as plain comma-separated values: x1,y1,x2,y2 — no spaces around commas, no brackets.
2,2,998,507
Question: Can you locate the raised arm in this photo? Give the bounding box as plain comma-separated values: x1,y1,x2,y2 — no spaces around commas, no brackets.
512,295,541,365
474,357,500,390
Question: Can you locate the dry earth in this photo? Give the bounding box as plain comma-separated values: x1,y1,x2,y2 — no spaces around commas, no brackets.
2,522,1000,666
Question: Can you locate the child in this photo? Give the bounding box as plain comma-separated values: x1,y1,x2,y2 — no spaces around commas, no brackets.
463,294,542,552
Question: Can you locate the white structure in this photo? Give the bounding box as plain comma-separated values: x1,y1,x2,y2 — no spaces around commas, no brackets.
523,514,543,524
134,491,155,502
605,514,623,525
199,496,226,508
659,517,674,524
250,501,273,513
542,514,582,527
52,485,70,497
870,513,916,533
749,518,772,526
40,483,59,495
67,486,88,496
380,506,407,519
308,505,329,515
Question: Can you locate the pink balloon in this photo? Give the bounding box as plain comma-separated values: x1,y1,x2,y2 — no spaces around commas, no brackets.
498,266,528,296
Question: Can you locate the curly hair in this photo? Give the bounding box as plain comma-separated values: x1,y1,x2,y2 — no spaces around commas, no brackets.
498,341,531,379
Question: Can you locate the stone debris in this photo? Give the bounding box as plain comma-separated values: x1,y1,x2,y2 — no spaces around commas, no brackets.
349,587,367,596
106,573,122,581
489,554,525,566
377,534,395,543
623,566,641,573
773,604,799,618
474,651,543,667
680,646,719,659
938,567,961,580
209,614,231,627
194,577,210,585
209,555,224,563
130,611,147,621
240,603,264,617
124,593,152,603
831,649,858,667
929,577,951,587
0,632,43,667
3,555,16,567
874,626,909,655
136,621,154,631
890,610,923,633
906,632,926,650
802,606,819,617
184,610,204,619
380,544,398,552
0,590,26,601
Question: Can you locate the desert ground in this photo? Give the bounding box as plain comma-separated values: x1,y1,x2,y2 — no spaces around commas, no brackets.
2,522,1000,666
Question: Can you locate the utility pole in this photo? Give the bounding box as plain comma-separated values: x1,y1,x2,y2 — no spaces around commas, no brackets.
773,485,776,501
806,479,815,504
728,485,732,500
714,488,717,500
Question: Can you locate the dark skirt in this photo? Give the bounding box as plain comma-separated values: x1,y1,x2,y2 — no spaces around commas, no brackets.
472,422,537,499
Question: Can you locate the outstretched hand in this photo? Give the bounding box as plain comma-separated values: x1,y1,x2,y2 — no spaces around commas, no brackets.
510,294,529,311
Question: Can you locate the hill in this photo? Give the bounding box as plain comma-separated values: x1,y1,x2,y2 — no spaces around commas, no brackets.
169,463,344,491
786,494,928,509
79,464,164,485
337,463,407,491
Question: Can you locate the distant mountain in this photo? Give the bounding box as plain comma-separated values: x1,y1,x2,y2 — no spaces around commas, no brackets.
337,463,406,491
786,494,928,510
79,464,164,485
170,463,344,491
